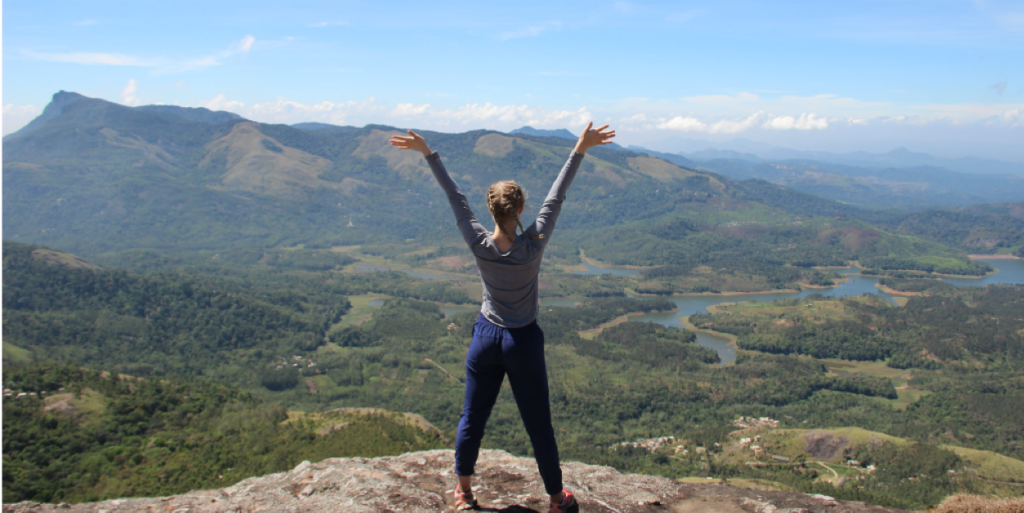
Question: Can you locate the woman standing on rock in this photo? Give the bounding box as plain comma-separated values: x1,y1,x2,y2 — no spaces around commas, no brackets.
390,123,614,512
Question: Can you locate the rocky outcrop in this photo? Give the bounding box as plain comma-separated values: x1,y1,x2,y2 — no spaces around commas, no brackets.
4,449,909,512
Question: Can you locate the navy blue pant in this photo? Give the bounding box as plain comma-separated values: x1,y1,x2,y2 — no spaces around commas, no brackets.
455,313,562,495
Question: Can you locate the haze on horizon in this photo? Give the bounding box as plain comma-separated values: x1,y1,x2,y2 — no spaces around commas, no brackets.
3,0,1023,162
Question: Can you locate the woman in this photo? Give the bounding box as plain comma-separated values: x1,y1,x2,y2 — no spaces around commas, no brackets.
390,122,614,512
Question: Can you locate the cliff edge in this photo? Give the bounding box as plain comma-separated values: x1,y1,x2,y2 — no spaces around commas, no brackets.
3,449,909,512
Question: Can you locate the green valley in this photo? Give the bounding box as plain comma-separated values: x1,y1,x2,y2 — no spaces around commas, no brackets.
3,92,1024,510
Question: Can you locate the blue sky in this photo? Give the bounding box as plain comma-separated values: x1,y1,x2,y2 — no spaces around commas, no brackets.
3,0,1023,160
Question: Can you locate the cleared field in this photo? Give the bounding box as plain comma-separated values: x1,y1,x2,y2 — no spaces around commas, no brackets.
331,293,389,330
3,342,33,364
730,427,1024,483
942,446,1024,483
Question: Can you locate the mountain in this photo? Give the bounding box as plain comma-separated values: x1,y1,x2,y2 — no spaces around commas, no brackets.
509,125,577,140
1,449,911,512
646,137,1024,176
6,91,998,269
686,158,1024,210
135,104,244,124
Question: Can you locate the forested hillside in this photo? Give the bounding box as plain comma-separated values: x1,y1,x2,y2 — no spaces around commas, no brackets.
1,363,447,504
5,91,1007,275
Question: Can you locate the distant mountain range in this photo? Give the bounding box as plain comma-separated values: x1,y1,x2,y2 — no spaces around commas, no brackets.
4,91,1021,260
1,91,743,255
501,125,1024,209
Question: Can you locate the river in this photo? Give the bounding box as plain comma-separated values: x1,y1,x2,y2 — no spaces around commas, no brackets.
572,258,1024,366
368,258,1024,366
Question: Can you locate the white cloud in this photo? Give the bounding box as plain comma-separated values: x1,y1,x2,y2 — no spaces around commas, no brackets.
1003,108,1021,127
911,102,1024,122
24,35,263,73
120,79,141,106
657,111,765,134
421,103,591,130
763,113,829,130
196,94,381,126
3,104,41,136
190,94,594,132
658,116,707,132
235,35,256,55
391,103,431,116
498,21,562,41
24,51,154,66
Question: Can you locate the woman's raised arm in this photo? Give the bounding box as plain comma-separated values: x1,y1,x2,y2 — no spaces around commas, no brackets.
528,122,615,244
390,130,492,253
389,130,432,156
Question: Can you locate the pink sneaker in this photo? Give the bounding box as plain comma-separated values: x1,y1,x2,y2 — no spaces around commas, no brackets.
549,488,578,513
453,489,477,511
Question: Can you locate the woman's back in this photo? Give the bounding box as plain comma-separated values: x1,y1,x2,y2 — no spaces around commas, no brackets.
423,151,584,328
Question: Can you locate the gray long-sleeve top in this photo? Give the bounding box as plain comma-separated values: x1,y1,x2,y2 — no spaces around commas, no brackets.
425,150,584,328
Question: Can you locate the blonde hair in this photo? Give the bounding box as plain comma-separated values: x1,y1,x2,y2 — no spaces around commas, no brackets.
486,180,541,242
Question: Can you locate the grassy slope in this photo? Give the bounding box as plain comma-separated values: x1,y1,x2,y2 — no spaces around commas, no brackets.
724,426,1024,484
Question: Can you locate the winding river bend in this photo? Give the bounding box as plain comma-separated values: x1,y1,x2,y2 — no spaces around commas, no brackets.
569,258,1024,366
411,258,1024,366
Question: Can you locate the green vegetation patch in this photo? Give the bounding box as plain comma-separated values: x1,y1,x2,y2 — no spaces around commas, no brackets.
2,342,33,365
693,287,1024,370
1,363,447,504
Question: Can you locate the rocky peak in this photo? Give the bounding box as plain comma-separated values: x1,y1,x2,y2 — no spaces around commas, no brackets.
4,449,908,512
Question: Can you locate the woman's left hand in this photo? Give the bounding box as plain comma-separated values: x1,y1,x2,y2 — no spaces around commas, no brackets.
389,130,432,156
574,122,616,154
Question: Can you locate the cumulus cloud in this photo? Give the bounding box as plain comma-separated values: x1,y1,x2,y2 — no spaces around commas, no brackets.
120,79,141,106
657,111,766,134
3,104,41,136
190,94,593,132
658,116,707,132
763,113,829,130
427,103,592,129
391,103,431,116
196,94,381,126
1004,108,1021,127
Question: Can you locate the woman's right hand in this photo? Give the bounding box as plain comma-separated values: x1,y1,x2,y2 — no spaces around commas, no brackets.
574,122,616,154
389,130,432,156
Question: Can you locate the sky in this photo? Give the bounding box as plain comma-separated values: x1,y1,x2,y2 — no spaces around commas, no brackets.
3,0,1023,161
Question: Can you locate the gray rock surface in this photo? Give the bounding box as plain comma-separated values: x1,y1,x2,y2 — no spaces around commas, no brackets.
3,449,909,512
